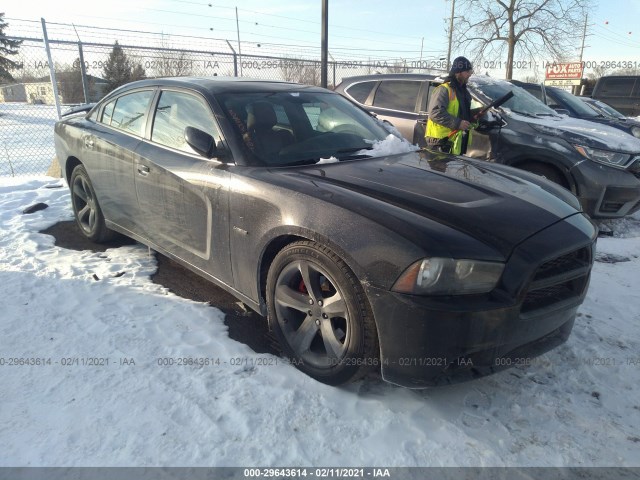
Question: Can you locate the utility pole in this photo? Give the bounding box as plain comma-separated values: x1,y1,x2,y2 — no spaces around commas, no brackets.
321,0,328,88
236,7,242,76
446,0,456,70
578,12,588,65
577,13,589,95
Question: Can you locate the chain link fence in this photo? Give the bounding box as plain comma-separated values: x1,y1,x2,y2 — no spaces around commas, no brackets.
1,22,446,177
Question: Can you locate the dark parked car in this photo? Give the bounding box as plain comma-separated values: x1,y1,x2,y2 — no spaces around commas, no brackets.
510,80,640,139
54,77,596,388
590,75,640,117
581,96,640,124
335,74,640,218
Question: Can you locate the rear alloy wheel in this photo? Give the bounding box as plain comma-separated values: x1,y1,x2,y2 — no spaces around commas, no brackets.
70,164,115,242
266,241,379,385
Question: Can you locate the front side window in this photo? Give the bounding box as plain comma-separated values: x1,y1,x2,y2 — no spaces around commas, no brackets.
108,90,154,136
372,80,420,112
472,81,558,116
151,90,218,154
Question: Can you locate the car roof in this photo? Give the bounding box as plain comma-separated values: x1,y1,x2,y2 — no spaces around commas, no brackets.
339,73,510,87
107,76,330,98
340,73,438,83
597,75,640,79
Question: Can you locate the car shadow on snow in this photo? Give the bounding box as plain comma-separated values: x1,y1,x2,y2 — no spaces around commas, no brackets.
40,221,281,357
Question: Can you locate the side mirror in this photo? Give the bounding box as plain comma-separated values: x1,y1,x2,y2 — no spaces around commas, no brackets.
478,111,503,129
185,126,216,158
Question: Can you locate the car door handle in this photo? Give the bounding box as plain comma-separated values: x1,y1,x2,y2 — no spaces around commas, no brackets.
137,165,150,176
84,137,94,149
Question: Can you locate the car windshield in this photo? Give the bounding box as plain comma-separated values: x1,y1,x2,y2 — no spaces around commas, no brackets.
470,80,558,116
217,90,390,167
589,99,626,119
547,87,599,118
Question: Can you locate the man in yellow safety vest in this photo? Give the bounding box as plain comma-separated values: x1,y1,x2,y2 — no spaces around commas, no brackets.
425,56,474,154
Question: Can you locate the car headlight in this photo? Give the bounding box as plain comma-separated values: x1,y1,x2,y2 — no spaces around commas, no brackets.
392,258,504,295
573,145,632,168
631,126,640,139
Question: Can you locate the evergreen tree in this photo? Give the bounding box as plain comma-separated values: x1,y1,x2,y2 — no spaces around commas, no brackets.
0,12,22,83
103,41,133,93
130,63,146,82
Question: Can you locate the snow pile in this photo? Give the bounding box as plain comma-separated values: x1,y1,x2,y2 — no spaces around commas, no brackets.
360,134,419,157
317,156,339,164
1,177,640,467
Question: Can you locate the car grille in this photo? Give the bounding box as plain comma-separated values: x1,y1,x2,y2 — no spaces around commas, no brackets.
521,246,592,313
629,159,640,179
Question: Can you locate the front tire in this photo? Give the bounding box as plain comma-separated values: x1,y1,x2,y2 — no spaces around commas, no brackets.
518,161,570,190
266,241,379,385
70,164,115,243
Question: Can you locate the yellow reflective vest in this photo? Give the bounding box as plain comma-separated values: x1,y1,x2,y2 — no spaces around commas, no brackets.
425,83,470,155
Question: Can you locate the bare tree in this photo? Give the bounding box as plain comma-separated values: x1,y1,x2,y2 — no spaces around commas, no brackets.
300,62,320,86
58,58,90,104
586,63,611,81
612,67,640,76
453,0,590,79
386,60,408,74
153,36,194,78
280,58,304,83
280,57,319,85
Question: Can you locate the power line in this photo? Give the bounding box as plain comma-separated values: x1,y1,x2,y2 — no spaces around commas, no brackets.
166,0,430,42
6,14,446,64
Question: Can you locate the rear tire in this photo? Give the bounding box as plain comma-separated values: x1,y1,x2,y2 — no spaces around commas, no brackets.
69,164,115,243
266,241,379,385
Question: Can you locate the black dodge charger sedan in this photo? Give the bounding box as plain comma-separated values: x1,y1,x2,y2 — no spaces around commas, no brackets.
54,77,596,388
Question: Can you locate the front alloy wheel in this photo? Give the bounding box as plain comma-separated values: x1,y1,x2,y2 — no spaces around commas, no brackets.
266,241,379,385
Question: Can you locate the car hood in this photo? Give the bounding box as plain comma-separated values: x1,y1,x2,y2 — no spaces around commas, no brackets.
505,111,640,153
279,151,581,259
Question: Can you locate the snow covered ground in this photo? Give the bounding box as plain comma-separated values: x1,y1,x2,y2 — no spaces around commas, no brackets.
1,176,640,468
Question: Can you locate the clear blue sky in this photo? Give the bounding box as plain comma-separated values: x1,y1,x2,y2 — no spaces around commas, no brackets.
5,0,640,78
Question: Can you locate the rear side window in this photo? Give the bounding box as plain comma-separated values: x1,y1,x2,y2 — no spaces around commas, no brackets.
108,91,154,136
599,78,635,96
373,80,420,112
151,90,218,154
345,81,376,104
